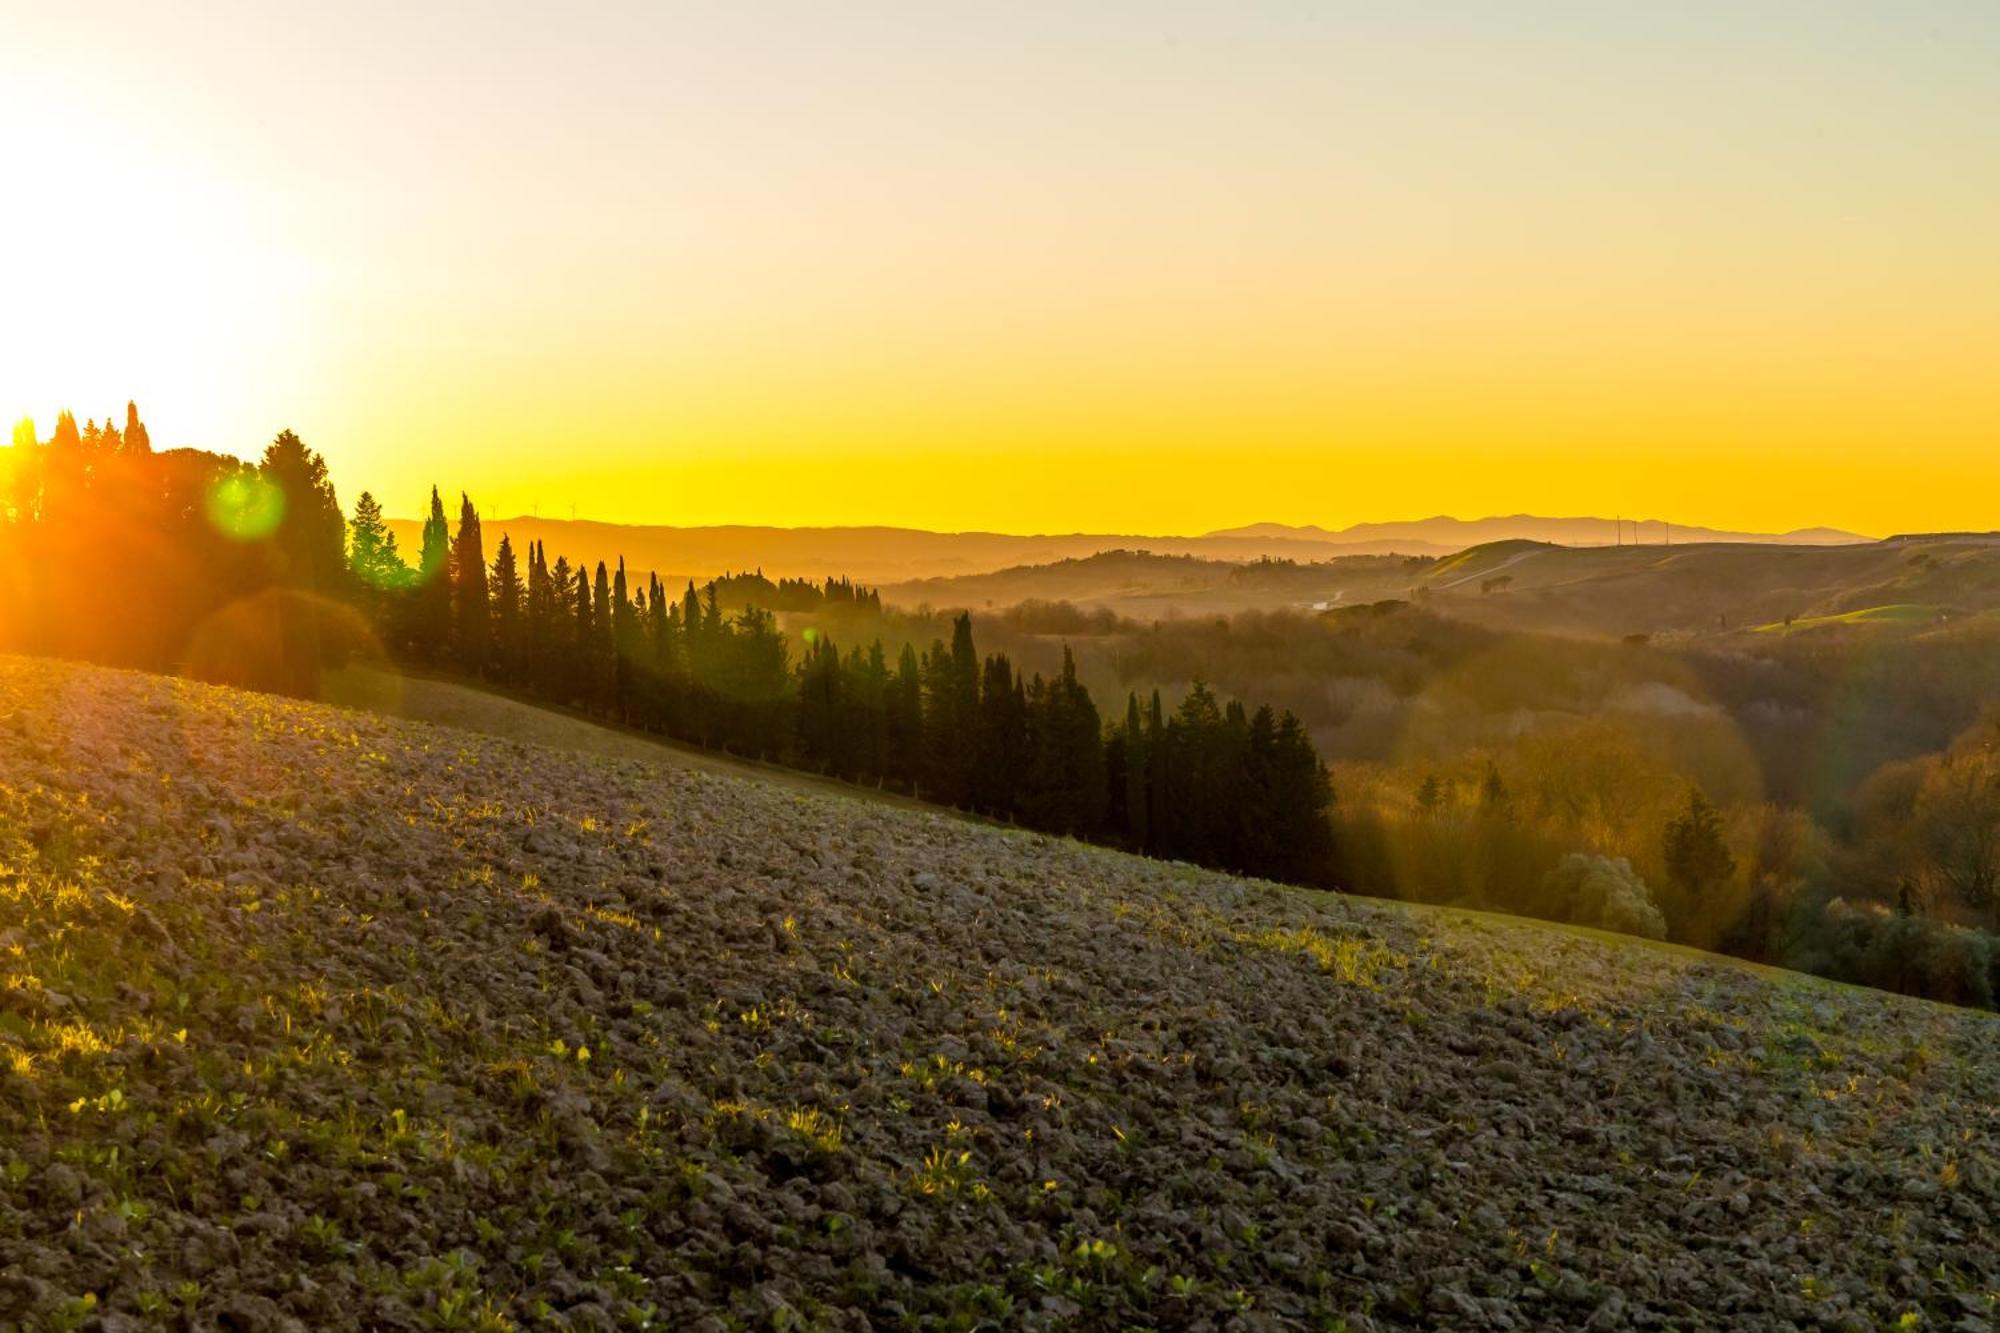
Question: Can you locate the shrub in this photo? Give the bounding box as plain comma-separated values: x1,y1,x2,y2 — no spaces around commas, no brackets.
1542,854,1668,940
1786,898,1995,1010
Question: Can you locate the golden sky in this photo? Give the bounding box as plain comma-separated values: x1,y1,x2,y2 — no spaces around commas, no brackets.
3,4,1996,537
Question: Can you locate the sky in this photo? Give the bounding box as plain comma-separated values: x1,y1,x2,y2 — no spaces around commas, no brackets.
2,2,1996,537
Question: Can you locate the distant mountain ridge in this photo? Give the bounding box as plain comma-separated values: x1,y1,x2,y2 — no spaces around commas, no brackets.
383,513,1871,587
1207,515,1871,548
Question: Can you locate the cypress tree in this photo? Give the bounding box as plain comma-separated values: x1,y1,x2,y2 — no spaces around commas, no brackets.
888,642,923,793
972,653,1027,818
417,486,452,663
572,564,592,704
123,401,150,454
591,561,615,707
1145,689,1165,855
453,493,489,674
850,640,890,784
796,632,843,774
611,558,636,719
1124,693,1149,851
525,540,550,691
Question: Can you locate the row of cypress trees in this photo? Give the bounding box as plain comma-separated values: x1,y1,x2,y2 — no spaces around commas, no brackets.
350,487,1337,883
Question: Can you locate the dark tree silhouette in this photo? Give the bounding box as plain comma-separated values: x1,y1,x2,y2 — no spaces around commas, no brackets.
453,494,490,674
416,487,452,664
491,534,522,677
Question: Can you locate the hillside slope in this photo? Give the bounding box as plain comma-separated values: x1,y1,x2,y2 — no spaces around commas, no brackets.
0,658,1994,1330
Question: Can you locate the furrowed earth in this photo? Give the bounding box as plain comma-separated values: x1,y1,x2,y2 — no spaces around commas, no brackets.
0,657,1995,1331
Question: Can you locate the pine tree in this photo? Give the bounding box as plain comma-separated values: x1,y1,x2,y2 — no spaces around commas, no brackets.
260,430,346,595
1664,786,1734,924
491,534,522,680
256,429,347,694
347,491,410,590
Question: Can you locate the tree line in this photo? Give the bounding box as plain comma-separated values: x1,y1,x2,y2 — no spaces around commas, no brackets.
0,411,1335,888
355,486,1333,882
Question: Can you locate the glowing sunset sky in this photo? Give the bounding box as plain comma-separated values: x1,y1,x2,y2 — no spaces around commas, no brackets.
3,4,1996,535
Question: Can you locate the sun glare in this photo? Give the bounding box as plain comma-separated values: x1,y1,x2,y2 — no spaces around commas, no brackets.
0,87,283,443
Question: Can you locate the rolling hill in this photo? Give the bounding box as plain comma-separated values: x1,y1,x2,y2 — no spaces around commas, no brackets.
378,515,1868,590
0,657,1994,1329
875,536,2000,639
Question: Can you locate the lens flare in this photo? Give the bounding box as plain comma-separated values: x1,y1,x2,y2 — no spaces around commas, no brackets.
204,473,285,541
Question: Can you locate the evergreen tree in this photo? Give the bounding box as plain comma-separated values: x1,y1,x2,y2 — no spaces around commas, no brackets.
681,580,703,682
972,653,1027,818
847,640,890,784
491,534,522,679
591,562,615,708
524,541,551,691
1664,786,1735,922
1146,690,1165,854
347,491,410,590
887,642,924,792
572,564,593,704
919,613,982,807
123,401,150,454
727,604,791,758
1021,647,1106,836
416,486,452,663
1123,692,1149,850
257,429,347,693
610,558,637,719
549,553,576,698
643,572,679,730
796,632,844,774
260,430,346,595
452,493,489,674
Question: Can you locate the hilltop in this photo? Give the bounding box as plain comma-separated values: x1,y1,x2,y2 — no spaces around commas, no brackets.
0,658,1994,1329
